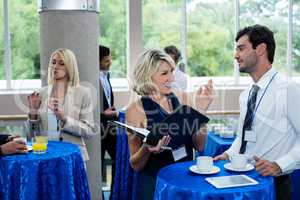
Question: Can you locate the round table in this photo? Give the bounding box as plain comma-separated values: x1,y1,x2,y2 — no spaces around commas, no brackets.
0,141,90,200
154,160,275,200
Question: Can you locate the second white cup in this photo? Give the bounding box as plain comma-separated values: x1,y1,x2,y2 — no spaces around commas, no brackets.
230,154,248,169
197,156,213,172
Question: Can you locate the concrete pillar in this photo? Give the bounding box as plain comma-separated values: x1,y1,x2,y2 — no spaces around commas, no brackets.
39,1,101,199
127,0,143,79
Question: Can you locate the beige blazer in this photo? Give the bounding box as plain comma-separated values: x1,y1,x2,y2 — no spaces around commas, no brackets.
29,85,96,161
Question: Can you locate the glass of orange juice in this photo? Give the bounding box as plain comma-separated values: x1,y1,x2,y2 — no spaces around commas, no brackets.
32,135,48,154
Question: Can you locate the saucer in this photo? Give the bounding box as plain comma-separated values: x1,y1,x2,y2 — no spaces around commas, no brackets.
189,165,220,175
26,145,33,151
224,163,254,172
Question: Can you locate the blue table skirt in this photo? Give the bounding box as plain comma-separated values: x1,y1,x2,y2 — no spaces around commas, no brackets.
0,141,90,200
154,160,275,200
113,111,139,200
200,132,235,157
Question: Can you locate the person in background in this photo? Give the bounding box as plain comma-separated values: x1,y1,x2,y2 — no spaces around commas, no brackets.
99,45,118,200
126,48,213,200
27,48,96,161
0,134,27,156
164,45,188,90
214,24,300,200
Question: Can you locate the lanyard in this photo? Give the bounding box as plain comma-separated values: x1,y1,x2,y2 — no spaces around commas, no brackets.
249,72,278,121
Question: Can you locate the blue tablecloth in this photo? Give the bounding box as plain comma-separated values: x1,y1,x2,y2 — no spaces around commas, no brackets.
154,160,275,200
199,131,300,200
200,131,235,157
113,111,139,200
0,141,90,200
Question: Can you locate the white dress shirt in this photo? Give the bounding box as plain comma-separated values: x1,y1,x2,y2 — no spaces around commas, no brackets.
100,71,112,107
173,67,188,90
226,67,300,173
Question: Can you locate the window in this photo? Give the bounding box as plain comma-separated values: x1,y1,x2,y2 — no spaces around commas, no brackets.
142,0,181,50
99,0,127,78
0,0,40,81
187,0,235,76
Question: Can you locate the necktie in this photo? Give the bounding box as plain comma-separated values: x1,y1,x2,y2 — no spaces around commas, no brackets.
239,85,260,154
102,73,111,107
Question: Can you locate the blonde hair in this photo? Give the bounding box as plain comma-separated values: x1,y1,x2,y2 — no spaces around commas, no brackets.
132,48,175,95
47,48,80,87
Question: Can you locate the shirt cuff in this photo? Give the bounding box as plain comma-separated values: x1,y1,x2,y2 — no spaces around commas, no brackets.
275,155,295,174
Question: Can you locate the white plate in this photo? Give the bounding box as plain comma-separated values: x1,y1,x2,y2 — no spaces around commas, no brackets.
224,163,254,172
189,165,220,175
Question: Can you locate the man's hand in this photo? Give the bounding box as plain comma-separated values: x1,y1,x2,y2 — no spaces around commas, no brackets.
104,106,118,118
253,156,282,176
1,140,27,155
213,153,229,161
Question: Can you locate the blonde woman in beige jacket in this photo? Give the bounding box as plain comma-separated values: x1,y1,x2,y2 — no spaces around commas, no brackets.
27,48,96,161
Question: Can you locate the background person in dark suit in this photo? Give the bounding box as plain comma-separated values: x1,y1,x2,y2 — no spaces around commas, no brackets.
99,45,118,199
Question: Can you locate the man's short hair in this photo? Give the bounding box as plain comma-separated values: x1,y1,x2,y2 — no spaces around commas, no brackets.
99,45,110,61
164,45,181,63
236,24,276,64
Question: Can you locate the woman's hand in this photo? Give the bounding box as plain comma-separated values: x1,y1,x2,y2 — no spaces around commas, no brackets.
48,98,66,122
195,79,214,112
147,135,171,154
27,91,42,112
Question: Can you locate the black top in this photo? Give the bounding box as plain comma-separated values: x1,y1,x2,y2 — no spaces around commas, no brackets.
0,134,10,145
141,93,194,176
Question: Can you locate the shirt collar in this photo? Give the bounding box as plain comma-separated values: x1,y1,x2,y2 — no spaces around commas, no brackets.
100,71,109,78
252,67,277,90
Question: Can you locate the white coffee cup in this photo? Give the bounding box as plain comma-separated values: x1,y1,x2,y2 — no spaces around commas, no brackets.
230,154,248,169
197,156,213,172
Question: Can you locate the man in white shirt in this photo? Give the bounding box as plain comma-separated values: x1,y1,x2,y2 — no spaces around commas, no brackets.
164,45,189,90
214,25,300,200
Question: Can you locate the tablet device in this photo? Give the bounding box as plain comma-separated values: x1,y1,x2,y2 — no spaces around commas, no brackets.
205,175,258,189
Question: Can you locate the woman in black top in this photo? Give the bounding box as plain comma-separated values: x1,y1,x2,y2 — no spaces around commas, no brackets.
126,49,213,200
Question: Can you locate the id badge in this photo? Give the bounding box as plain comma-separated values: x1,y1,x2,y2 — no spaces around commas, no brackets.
172,146,187,161
244,130,256,142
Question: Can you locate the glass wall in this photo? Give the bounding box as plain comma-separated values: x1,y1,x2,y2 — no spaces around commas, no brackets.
0,0,40,80
186,0,235,76
142,0,181,50
99,0,127,78
1,0,300,88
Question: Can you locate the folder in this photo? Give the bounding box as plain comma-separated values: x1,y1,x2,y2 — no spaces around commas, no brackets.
110,105,209,149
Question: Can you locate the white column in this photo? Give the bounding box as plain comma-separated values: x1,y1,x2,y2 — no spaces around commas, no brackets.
287,0,293,77
39,1,101,199
180,0,187,72
234,0,240,85
127,0,143,79
3,0,12,89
